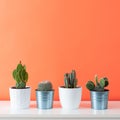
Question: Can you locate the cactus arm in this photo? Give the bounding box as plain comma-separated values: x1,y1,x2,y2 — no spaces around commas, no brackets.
12,69,17,80
95,75,99,86
16,72,21,83
21,69,25,81
94,75,104,91
99,77,109,91
24,72,28,82
64,73,69,88
72,70,76,88
103,77,109,87
69,73,74,88
17,61,22,71
69,73,72,87
74,79,77,88
71,70,76,79
99,78,105,88
64,78,69,88
19,69,23,81
86,81,95,91
23,65,26,70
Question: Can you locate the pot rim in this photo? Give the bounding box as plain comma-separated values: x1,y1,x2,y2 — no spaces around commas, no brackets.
90,89,109,92
59,86,82,89
10,86,30,89
35,89,54,91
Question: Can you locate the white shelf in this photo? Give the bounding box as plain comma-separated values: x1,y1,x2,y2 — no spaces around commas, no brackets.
0,101,120,120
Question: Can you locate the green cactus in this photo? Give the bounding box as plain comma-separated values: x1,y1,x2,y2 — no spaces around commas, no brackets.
12,61,28,89
64,70,77,88
86,75,109,91
38,81,53,91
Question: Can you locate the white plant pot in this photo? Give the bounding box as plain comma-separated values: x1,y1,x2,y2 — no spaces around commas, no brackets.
9,87,31,109
59,87,82,109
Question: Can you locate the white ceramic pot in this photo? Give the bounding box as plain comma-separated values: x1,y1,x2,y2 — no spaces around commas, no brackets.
9,87,31,109
59,87,82,110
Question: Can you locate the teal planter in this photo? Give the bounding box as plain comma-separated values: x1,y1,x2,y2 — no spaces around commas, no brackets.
90,90,109,110
36,90,54,109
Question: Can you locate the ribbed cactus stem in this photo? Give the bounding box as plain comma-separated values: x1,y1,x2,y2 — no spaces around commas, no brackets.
71,70,76,79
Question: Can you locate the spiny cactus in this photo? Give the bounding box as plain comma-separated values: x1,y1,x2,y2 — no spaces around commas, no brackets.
12,61,28,89
64,70,77,88
38,81,53,91
86,75,109,91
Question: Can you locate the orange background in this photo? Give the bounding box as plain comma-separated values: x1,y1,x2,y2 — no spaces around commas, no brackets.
0,0,120,100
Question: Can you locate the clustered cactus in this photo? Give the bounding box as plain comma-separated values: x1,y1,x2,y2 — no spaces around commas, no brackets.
86,75,109,91
12,61,28,89
38,81,53,91
64,70,77,88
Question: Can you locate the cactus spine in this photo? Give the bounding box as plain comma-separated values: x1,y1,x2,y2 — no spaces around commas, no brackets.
38,81,53,91
64,70,77,88
12,61,28,89
86,75,109,91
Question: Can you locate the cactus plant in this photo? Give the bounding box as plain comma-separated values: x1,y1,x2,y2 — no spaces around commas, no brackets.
64,70,77,88
38,81,53,91
12,61,28,89
86,75,109,91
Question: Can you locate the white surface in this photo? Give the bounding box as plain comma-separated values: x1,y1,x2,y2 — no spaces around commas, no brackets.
9,87,31,109
0,101,119,120
59,87,82,109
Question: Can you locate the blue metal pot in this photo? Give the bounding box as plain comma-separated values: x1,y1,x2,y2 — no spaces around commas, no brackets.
90,90,109,110
36,90,54,109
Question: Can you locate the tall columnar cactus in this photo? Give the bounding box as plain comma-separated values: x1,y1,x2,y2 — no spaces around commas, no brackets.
86,75,109,91
12,61,28,89
64,70,77,88
38,81,53,91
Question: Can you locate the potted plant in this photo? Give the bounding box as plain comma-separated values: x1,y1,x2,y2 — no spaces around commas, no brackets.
86,75,109,110
59,70,82,109
9,61,30,109
35,80,54,109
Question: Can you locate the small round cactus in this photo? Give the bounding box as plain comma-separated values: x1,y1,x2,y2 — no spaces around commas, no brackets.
38,81,53,91
12,61,28,89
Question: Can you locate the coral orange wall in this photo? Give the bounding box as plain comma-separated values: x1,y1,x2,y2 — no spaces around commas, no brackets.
0,0,120,100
